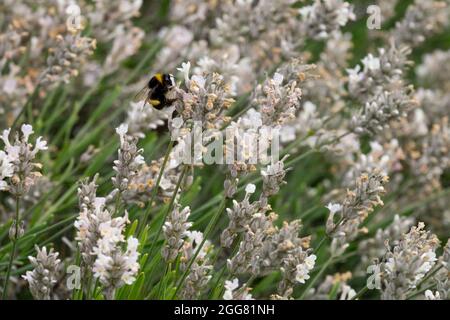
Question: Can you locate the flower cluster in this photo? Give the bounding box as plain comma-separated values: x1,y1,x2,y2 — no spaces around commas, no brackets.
299,31,352,116
221,184,260,248
22,246,61,300
75,180,111,269
162,204,193,262
174,61,235,135
179,231,213,299
40,25,96,86
223,278,254,300
307,272,356,300
252,63,312,127
299,0,355,40
75,174,140,299
112,124,145,196
409,117,450,191
392,0,449,48
92,217,140,300
376,222,440,300
358,215,415,269
347,43,415,135
222,155,291,248
223,156,315,298
326,169,389,255
125,153,189,205
0,124,47,196
226,200,315,298
417,49,450,92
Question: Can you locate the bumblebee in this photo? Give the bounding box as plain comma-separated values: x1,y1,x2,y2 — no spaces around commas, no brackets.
134,73,176,110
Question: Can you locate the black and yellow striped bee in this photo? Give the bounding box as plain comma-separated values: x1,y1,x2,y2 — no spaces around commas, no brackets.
134,73,176,110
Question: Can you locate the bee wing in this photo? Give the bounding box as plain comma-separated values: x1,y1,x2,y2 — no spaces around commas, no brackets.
133,85,151,102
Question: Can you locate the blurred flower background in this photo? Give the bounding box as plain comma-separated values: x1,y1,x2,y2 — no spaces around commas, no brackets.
0,0,449,300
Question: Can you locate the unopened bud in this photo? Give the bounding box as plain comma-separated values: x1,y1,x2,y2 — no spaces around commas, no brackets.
9,220,25,240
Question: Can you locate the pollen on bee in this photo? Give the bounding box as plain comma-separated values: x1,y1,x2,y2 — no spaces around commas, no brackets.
154,73,163,83
149,99,161,106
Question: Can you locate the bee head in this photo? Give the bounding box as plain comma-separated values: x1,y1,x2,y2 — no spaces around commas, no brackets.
163,73,175,88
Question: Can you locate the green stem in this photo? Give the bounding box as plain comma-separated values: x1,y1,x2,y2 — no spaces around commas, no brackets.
112,191,122,217
85,272,93,300
405,264,444,300
172,195,227,299
156,264,170,299
406,283,437,300
138,139,175,236
351,286,369,300
208,235,242,299
145,165,188,286
2,196,20,300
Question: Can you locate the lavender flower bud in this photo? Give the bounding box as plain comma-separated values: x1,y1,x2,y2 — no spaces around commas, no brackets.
261,156,290,201
299,0,356,40
0,124,48,197
112,124,145,195
358,215,415,268
326,169,389,255
392,0,449,48
40,27,96,86
8,219,24,240
22,246,61,300
376,222,440,300
223,278,254,300
351,86,415,136
74,196,111,268
221,183,260,248
92,216,140,300
174,61,235,133
224,178,239,199
162,204,193,262
179,231,213,299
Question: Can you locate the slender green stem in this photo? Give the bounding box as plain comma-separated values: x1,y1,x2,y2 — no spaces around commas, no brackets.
2,196,20,300
145,165,188,286
314,236,328,254
243,275,257,291
406,283,437,300
172,195,227,299
351,286,369,300
405,264,444,300
91,278,100,300
156,264,170,299
112,191,122,217
416,264,443,289
71,248,81,300
85,272,94,300
138,140,175,236
208,234,243,299
208,265,228,299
